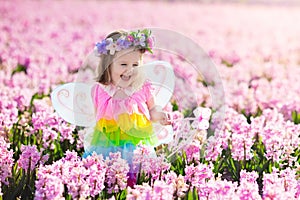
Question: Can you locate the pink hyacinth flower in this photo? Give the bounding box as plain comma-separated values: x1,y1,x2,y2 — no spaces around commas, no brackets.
191,107,211,130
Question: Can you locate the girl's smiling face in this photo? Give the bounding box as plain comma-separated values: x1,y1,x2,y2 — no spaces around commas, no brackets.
110,49,143,88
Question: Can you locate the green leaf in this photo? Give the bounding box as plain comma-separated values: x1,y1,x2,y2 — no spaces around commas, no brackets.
213,156,224,174
187,189,193,200
229,158,236,172
4,169,26,199
11,63,27,76
193,188,199,200
292,110,300,124
172,101,179,111
117,189,127,200
221,59,234,67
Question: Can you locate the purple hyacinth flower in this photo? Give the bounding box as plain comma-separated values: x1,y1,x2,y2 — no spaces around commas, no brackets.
122,37,132,49
116,38,126,51
95,41,107,55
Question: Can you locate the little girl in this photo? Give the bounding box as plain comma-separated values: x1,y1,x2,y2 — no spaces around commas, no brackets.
82,30,171,181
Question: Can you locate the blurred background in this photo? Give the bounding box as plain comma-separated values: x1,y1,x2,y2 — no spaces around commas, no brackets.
1,0,300,114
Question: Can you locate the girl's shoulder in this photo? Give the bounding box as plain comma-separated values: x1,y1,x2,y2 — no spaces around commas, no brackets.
131,79,155,100
133,79,152,92
92,82,111,97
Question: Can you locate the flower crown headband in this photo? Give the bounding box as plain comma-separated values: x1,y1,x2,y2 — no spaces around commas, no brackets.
94,29,154,56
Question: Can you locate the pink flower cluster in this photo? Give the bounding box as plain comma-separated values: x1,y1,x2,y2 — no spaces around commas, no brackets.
0,137,14,185
17,145,47,171
127,180,174,200
263,168,299,199
253,109,300,164
184,138,203,164
35,151,106,199
206,107,300,163
133,144,170,182
127,169,266,199
206,107,255,161
163,171,188,197
1,0,300,118
31,99,77,149
0,88,19,131
168,107,211,160
104,152,129,194
236,170,261,199
184,163,215,197
1,0,300,198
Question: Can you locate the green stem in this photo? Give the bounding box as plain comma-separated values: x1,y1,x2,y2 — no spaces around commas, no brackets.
136,163,142,184
26,157,32,185
12,123,16,151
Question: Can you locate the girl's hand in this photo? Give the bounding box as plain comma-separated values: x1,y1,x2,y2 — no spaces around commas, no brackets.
150,106,171,125
159,112,171,125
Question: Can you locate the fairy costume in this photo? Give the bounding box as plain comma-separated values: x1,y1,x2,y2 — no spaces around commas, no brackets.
50,29,175,164
83,80,159,161
51,60,175,161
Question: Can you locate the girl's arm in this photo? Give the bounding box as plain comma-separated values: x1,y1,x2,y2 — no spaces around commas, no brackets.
147,97,171,125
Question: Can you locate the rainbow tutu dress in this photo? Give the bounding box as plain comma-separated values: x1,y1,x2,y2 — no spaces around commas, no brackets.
83,81,159,162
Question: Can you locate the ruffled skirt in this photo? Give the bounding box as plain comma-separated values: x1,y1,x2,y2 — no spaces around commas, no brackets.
83,113,158,162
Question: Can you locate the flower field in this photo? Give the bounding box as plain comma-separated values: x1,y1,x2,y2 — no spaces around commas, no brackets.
1,0,300,199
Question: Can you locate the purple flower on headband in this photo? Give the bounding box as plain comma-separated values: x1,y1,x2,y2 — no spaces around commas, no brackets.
94,29,154,56
106,38,119,55
95,41,107,55
116,37,131,50
116,38,124,49
139,34,146,47
119,37,132,49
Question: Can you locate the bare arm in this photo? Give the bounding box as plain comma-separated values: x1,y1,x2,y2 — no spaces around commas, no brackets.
147,97,171,125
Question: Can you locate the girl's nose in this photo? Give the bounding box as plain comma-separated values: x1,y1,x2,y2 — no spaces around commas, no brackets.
125,67,134,75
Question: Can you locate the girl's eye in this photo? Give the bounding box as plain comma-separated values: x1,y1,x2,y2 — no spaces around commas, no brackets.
133,64,138,67
121,64,127,66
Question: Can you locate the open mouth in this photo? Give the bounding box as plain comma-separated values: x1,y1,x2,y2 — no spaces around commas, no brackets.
120,74,131,81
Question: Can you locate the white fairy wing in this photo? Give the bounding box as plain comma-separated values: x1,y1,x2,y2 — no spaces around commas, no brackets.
141,61,175,145
51,82,96,127
152,123,174,146
142,61,175,108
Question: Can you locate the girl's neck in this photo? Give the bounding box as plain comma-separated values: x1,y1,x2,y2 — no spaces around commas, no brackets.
111,83,133,90
112,89,129,99
106,83,134,98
